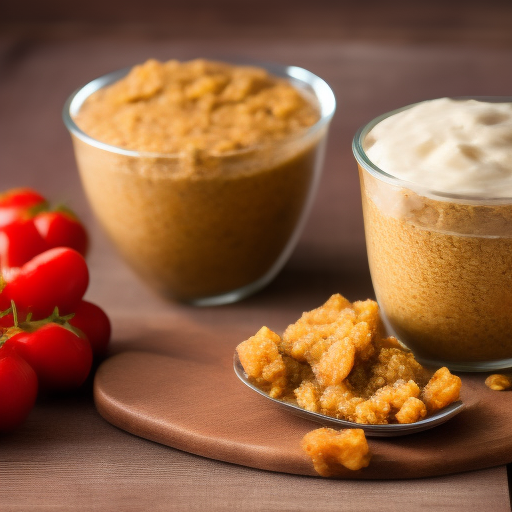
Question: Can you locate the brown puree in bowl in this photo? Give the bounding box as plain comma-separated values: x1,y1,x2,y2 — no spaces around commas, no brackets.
360,167,512,363
73,59,323,300
75,59,319,156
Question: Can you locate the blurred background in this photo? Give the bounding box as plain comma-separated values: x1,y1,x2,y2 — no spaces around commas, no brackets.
3,0,512,44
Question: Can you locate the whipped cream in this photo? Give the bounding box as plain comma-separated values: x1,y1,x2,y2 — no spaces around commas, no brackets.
364,98,512,197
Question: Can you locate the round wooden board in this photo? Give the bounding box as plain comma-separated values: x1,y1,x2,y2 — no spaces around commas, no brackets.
94,345,512,479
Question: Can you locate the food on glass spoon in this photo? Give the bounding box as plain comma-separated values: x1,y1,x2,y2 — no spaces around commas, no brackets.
236,294,461,426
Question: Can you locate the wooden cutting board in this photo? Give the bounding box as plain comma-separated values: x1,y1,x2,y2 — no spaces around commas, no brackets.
93,340,512,479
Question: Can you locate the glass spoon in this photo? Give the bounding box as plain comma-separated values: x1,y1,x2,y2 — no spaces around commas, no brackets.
234,352,464,437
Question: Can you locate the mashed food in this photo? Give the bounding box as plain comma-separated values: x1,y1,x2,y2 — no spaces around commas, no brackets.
72,59,324,301
76,59,319,157
236,294,461,425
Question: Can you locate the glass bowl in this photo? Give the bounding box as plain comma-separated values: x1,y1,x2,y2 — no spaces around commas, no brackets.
63,61,336,306
353,97,512,371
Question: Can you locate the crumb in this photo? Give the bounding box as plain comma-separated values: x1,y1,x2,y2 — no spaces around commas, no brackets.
294,380,322,412
319,383,363,420
349,345,430,398
353,380,421,425
422,367,461,414
395,397,427,424
485,374,512,391
301,428,371,476
313,336,356,386
237,326,312,399
236,326,288,398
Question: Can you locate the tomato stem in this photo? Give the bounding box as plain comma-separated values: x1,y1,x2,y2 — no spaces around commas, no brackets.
26,201,50,218
11,300,18,327
15,307,81,338
0,306,12,318
0,304,82,346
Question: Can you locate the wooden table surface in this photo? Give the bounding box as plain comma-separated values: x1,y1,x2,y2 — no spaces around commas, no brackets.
1,3,512,509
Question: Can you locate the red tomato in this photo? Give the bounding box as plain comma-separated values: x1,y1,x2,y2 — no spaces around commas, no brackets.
34,211,88,257
0,312,14,329
6,323,92,390
0,346,38,432
69,300,111,356
0,188,47,228
0,219,47,269
0,248,89,319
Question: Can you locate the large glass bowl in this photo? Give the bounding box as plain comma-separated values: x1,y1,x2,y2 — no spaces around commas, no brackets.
353,97,512,371
64,61,336,305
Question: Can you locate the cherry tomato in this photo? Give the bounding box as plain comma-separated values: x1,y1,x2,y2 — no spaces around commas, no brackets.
0,346,38,432
0,312,14,329
6,323,92,390
34,210,88,257
0,219,47,269
69,300,111,356
0,188,47,228
0,248,89,319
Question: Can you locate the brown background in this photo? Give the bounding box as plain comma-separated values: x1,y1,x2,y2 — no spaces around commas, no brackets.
1,1,512,510
3,0,512,45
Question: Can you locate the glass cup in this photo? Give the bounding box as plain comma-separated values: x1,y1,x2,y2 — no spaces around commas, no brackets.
63,62,335,306
353,98,512,371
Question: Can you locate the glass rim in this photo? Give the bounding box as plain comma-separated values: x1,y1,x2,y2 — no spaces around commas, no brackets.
352,96,512,204
62,60,336,159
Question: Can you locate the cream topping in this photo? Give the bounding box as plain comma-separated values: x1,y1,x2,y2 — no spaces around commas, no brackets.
364,98,512,196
